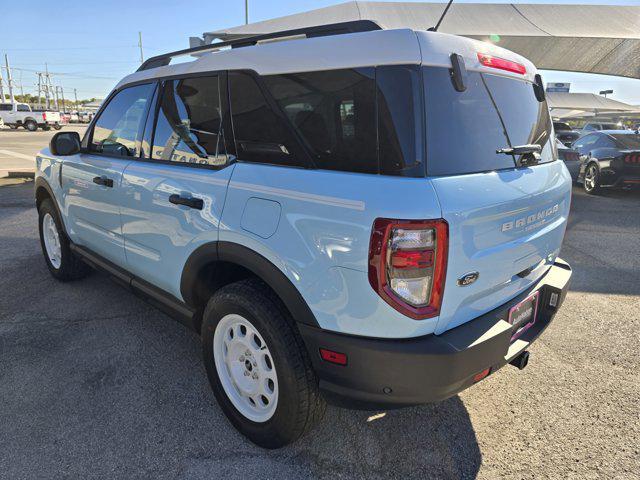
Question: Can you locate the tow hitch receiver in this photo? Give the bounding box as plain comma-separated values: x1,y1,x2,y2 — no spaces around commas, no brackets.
509,350,530,370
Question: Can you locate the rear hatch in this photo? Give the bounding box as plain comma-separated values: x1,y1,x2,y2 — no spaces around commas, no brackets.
422,63,571,334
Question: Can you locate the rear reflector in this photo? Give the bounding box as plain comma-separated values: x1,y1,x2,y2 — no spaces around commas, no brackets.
319,348,347,366
473,368,491,383
477,53,527,75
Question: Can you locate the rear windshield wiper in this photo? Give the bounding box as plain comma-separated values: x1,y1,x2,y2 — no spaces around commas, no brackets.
496,144,541,167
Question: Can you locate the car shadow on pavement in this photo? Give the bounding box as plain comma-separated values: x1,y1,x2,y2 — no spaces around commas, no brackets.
0,261,481,480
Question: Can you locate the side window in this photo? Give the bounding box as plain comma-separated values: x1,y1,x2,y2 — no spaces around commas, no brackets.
17,104,30,112
151,75,227,166
377,65,424,176
0,104,12,111
90,84,154,157
229,71,304,167
573,134,599,153
595,136,615,148
263,68,378,174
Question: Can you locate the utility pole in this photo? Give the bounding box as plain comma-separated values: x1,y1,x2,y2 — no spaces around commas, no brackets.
37,73,43,109
59,86,66,113
53,85,60,111
74,88,79,111
245,0,249,24
18,70,24,97
138,31,144,63
44,63,51,109
0,63,5,103
4,54,15,105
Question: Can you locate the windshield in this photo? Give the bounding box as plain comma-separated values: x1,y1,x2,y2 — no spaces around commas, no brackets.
423,67,553,176
612,134,640,150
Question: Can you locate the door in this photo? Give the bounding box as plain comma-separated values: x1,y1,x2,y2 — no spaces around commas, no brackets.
61,83,156,266
120,74,234,299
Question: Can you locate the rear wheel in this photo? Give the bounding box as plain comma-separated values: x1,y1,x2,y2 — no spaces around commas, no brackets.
38,199,91,281
583,163,601,195
24,120,37,132
201,279,325,448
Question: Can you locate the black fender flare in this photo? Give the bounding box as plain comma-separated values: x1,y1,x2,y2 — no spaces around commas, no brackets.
180,241,319,327
34,177,68,237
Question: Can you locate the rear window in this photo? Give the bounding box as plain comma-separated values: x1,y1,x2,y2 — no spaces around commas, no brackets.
0,104,12,111
423,66,553,176
612,134,640,150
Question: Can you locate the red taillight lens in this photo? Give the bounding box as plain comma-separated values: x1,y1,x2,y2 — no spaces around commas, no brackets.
368,218,448,320
625,154,640,163
42,113,47,121
477,53,527,75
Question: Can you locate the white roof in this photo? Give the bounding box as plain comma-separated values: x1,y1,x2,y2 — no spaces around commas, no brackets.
117,28,537,89
201,2,640,79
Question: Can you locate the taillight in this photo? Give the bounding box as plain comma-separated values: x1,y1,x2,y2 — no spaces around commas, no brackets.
624,153,640,164
477,53,527,75
42,113,47,121
368,218,448,320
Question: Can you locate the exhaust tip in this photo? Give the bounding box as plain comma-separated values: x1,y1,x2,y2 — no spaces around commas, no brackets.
509,350,530,370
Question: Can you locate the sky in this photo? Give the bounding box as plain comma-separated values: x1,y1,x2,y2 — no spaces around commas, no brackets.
1,0,639,104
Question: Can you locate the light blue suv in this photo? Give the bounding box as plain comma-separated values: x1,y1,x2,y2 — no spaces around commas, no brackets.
35,23,572,448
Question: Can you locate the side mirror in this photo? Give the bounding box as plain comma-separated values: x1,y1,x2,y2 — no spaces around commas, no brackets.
50,131,81,156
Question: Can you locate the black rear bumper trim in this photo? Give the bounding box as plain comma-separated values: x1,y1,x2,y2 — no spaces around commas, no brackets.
299,258,572,410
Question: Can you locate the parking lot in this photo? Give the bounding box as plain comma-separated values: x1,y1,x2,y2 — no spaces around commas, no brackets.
0,137,639,479
0,125,87,177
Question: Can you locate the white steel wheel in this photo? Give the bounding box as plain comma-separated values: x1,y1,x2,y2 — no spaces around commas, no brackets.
213,313,278,423
42,213,62,269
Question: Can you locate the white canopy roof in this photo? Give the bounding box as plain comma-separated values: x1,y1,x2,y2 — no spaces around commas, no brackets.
200,2,640,79
547,92,637,113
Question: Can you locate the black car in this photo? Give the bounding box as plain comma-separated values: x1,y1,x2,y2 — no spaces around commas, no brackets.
553,121,580,147
573,130,640,194
556,139,581,182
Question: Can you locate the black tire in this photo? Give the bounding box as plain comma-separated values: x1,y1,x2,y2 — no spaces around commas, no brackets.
583,163,601,195
38,198,91,281
24,120,37,132
53,123,62,130
9,124,18,130
201,279,326,448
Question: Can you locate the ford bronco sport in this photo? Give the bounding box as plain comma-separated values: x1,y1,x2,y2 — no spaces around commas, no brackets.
35,22,572,448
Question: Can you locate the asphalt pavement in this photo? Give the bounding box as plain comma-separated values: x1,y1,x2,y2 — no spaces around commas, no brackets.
0,173,638,479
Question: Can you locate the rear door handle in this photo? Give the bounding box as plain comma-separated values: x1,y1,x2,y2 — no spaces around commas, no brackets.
93,176,113,188
169,194,203,210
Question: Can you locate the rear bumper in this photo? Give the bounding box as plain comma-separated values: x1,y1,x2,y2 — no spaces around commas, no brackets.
299,258,572,410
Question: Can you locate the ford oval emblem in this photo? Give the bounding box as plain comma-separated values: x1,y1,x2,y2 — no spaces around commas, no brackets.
457,271,479,286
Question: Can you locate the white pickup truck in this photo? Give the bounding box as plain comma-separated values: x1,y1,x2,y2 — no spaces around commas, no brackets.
0,103,62,131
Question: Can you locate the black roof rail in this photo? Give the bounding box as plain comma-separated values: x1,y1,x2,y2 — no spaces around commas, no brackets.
137,20,382,72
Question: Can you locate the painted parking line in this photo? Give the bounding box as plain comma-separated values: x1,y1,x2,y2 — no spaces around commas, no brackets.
0,150,35,161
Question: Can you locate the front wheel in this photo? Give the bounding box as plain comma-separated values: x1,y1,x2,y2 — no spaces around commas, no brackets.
38,199,91,281
583,163,601,195
201,279,326,448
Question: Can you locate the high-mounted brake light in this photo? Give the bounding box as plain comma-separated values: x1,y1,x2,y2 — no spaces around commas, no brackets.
368,218,448,320
477,53,527,75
